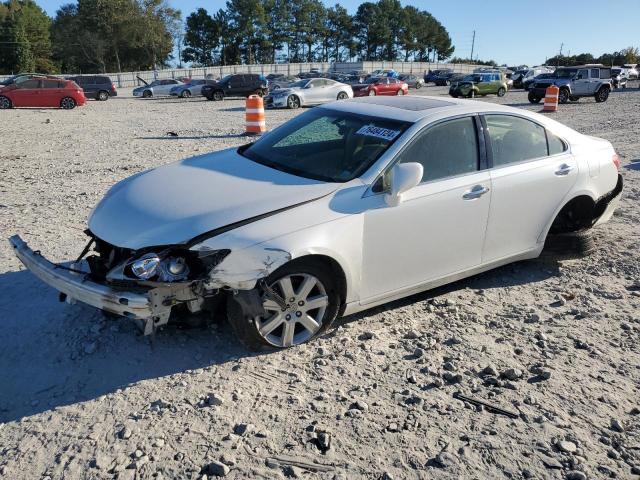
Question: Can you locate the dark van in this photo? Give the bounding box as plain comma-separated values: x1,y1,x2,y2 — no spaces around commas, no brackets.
202,74,268,101
66,75,117,101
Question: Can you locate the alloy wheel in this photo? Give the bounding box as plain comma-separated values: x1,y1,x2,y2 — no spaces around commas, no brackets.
255,273,329,348
61,97,76,109
0,96,11,109
213,91,224,101
337,92,348,100
98,91,108,101
287,95,300,109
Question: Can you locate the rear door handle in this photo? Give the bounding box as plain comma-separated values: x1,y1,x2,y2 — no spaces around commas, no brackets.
463,185,490,200
555,164,573,176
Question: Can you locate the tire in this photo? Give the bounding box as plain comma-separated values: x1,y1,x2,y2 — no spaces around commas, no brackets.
97,90,109,101
253,89,264,97
528,92,541,104
497,87,506,97
181,89,191,98
368,90,376,96
337,91,348,100
227,259,340,350
287,95,300,109
415,82,422,89
541,230,596,260
595,87,610,103
396,89,404,96
142,90,152,98
558,89,570,104
445,80,451,86
0,95,12,109
60,97,76,109
212,90,224,101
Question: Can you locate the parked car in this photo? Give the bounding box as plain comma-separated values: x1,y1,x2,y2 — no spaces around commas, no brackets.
449,72,508,98
265,78,353,109
170,79,217,98
434,72,464,86
66,75,117,101
203,74,268,101
269,75,300,91
352,77,409,97
528,66,612,104
133,79,183,98
0,73,60,86
369,69,397,78
623,64,638,79
610,68,628,89
398,74,424,89
10,96,623,349
0,77,86,109
424,69,452,83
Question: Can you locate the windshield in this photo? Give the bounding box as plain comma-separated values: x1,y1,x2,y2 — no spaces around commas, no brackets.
240,108,411,182
288,80,309,88
555,69,577,78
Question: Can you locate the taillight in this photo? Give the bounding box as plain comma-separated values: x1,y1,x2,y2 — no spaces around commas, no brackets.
112,83,116,91
612,153,620,170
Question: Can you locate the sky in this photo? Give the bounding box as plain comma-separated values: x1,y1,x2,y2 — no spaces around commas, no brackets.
37,0,640,67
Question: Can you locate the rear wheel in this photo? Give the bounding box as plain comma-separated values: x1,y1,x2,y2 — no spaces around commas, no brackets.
497,87,506,97
142,90,152,98
541,230,596,260
287,95,300,109
60,97,76,109
595,86,610,103
97,90,109,101
396,89,404,96
337,91,348,100
0,95,12,109
528,92,541,104
227,260,340,350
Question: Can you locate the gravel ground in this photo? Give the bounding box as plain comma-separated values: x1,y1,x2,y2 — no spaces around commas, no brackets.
1,84,639,480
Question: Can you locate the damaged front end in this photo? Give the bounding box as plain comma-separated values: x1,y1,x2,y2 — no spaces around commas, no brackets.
9,231,291,335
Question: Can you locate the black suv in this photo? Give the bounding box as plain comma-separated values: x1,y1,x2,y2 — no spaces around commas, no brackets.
203,74,268,101
66,75,117,101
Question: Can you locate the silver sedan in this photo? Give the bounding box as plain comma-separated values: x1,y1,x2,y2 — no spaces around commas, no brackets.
266,78,353,109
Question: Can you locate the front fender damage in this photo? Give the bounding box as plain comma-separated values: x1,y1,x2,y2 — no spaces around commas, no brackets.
203,246,292,291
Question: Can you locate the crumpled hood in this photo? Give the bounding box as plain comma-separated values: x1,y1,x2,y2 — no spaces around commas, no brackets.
88,148,337,250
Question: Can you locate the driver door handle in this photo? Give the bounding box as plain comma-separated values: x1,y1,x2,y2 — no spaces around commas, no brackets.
555,164,573,176
463,185,490,200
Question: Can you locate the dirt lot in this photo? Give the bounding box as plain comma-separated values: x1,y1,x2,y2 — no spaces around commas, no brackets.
1,84,639,480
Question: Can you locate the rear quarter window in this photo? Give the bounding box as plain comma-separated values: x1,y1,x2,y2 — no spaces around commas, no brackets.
547,131,567,155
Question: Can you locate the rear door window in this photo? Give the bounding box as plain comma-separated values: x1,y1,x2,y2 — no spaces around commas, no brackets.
42,79,60,88
485,115,548,167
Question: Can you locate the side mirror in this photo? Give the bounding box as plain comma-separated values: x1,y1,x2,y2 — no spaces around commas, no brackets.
385,163,423,207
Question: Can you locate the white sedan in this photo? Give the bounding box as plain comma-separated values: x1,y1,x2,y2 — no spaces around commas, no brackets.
10,97,623,349
266,78,353,109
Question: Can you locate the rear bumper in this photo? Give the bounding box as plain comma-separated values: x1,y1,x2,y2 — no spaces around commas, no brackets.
594,174,623,226
9,235,170,323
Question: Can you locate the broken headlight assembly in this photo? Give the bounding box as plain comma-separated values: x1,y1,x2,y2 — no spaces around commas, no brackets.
120,248,230,283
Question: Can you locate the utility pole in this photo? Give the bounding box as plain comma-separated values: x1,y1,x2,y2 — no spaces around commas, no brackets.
470,30,476,62
557,42,563,67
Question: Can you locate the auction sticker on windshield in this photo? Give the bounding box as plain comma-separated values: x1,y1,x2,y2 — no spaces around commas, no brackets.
356,125,401,141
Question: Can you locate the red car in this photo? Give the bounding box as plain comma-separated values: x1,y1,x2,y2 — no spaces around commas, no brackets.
0,77,86,109
352,77,409,97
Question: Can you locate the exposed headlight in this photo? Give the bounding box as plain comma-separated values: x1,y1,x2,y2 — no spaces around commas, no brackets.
158,256,189,282
131,253,160,279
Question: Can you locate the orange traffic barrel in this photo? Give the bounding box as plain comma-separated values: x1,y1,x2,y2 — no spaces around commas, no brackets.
245,95,266,134
543,85,559,112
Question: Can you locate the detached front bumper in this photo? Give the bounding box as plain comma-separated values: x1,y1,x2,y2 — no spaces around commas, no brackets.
9,235,173,333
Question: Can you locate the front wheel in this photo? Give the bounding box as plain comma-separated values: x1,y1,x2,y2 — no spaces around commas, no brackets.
528,92,541,104
595,87,610,103
142,90,152,98
558,89,570,104
415,82,422,89
368,89,376,96
97,90,109,101
227,260,340,350
497,87,506,97
287,95,300,109
337,91,348,100
396,89,404,96
0,95,12,109
60,97,76,109
181,90,191,98
212,90,224,101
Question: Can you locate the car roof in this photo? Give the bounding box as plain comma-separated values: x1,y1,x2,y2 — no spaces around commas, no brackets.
320,96,550,123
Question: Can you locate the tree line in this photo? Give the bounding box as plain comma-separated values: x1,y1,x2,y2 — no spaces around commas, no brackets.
0,0,454,75
0,0,181,74
545,47,639,68
180,0,454,67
